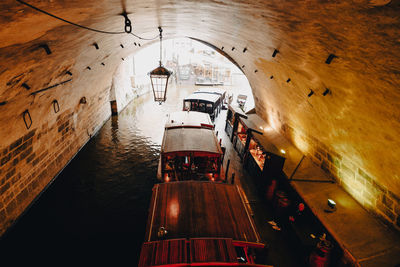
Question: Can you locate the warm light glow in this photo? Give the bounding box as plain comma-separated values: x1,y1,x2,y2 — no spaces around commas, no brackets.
280,149,286,154
168,199,179,219
164,174,170,182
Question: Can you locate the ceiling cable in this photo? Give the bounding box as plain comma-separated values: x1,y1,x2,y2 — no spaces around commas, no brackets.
130,32,159,41
16,0,160,40
16,0,125,34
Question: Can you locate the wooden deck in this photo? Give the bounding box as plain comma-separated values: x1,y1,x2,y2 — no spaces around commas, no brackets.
145,181,261,243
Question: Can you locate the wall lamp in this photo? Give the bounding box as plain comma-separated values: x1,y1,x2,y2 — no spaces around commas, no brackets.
325,199,337,212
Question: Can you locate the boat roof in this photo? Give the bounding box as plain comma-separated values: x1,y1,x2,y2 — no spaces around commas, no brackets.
228,103,247,118
162,128,222,154
240,114,268,132
194,87,226,96
251,131,284,157
145,181,261,243
139,238,236,267
139,237,270,267
184,93,220,103
165,111,213,129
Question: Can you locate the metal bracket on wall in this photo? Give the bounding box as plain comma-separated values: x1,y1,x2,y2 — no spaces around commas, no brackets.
39,44,52,55
52,99,60,113
23,109,32,129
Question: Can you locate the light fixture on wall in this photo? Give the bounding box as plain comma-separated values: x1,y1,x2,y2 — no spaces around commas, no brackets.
149,26,172,104
324,199,337,212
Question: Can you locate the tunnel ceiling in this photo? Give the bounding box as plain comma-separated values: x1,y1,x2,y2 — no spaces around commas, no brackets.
1,0,400,195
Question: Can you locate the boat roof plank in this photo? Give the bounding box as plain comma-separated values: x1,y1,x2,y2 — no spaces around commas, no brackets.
165,111,213,129
184,93,220,103
146,181,260,243
138,239,187,267
162,128,222,154
240,114,268,132
194,87,226,96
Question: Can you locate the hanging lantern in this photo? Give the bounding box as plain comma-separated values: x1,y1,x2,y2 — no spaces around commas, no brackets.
149,27,172,103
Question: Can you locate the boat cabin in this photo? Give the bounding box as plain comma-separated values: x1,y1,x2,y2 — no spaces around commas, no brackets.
139,181,270,267
157,127,224,182
194,87,226,105
233,114,269,158
183,93,221,120
243,130,286,187
165,111,214,129
225,103,247,142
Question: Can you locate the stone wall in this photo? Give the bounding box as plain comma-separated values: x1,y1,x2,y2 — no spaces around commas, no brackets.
261,110,400,230
110,56,137,113
0,87,111,235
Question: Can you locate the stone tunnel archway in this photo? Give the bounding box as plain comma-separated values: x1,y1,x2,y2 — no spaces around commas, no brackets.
1,0,400,234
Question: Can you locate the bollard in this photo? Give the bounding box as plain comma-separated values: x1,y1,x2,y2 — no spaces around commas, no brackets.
226,159,231,179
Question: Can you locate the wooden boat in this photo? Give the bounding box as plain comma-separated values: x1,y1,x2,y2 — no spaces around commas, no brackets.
139,181,271,267
233,114,268,159
157,114,224,182
194,87,227,105
165,111,214,129
225,103,247,142
231,114,286,187
183,93,221,120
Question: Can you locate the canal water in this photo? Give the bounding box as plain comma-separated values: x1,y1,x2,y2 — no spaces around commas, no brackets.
0,83,205,265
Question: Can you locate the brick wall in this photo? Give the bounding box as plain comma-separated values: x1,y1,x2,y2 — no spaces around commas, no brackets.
0,90,111,235
279,122,400,230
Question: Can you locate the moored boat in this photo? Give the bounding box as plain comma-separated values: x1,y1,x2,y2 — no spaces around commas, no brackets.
183,93,221,120
139,181,271,267
157,111,224,182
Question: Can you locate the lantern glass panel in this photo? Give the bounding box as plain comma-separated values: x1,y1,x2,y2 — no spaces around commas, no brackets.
151,74,169,102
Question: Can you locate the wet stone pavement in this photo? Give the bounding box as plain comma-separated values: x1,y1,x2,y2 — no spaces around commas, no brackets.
0,82,303,266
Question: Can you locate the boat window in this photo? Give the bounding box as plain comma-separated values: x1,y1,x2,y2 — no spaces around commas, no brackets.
206,103,213,114
192,157,218,173
191,101,199,111
226,109,233,124
248,139,266,170
198,102,206,112
184,101,191,111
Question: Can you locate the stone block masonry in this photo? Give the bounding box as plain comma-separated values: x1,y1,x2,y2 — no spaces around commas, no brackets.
277,121,400,231
0,96,111,236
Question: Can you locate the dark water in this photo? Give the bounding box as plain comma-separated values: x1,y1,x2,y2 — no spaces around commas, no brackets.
0,93,172,266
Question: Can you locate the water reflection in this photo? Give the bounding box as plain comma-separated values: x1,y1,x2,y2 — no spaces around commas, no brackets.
0,81,246,266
